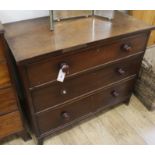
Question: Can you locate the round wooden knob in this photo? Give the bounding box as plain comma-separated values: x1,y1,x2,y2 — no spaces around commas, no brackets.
117,68,125,75
61,112,70,121
122,44,132,52
60,63,69,74
111,90,119,97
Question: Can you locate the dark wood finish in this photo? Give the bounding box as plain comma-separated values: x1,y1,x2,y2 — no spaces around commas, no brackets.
92,78,135,111
4,11,154,144
37,138,44,145
60,63,70,74
17,130,32,141
122,44,132,52
37,78,135,135
37,90,92,135
4,11,154,62
32,54,143,112
26,33,148,87
0,87,17,115
0,111,23,139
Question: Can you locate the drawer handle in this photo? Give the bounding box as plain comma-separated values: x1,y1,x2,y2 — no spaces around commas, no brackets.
122,44,132,52
117,68,125,75
61,111,70,121
60,63,69,74
111,90,119,97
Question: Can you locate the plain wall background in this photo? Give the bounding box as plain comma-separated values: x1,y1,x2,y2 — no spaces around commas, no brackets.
0,10,127,24
0,10,49,23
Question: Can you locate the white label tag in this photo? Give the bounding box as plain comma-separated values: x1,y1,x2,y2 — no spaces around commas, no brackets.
57,69,66,82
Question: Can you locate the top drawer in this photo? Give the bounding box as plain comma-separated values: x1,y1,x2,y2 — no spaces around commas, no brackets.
27,33,148,87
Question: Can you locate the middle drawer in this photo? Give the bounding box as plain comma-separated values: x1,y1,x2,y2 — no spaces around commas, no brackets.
32,54,143,112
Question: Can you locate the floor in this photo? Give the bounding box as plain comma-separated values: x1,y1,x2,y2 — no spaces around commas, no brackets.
3,95,155,145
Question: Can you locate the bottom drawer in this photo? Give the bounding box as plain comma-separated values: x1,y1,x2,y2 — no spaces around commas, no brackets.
37,96,92,134
92,78,135,111
0,111,23,139
37,78,135,135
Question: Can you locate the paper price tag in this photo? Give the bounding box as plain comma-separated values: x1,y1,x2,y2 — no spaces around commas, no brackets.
57,69,66,82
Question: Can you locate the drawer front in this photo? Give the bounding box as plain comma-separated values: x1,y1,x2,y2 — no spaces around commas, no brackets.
0,62,11,88
32,54,143,112
37,78,135,135
37,94,92,135
0,111,23,139
0,87,17,116
27,33,148,87
0,36,5,61
91,77,135,112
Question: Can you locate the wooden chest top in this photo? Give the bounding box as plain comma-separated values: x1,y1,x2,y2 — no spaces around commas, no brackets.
4,11,154,62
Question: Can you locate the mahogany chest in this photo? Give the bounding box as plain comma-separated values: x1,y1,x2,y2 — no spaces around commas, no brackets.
0,22,30,142
4,11,154,144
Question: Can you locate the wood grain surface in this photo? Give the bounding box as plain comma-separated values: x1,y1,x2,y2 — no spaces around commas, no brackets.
27,33,147,87
3,95,155,145
0,111,23,139
129,10,155,46
0,61,11,88
4,11,154,62
0,22,29,143
3,11,154,144
0,87,17,115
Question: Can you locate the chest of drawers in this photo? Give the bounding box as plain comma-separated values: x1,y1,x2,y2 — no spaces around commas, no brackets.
0,22,30,142
4,11,154,144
